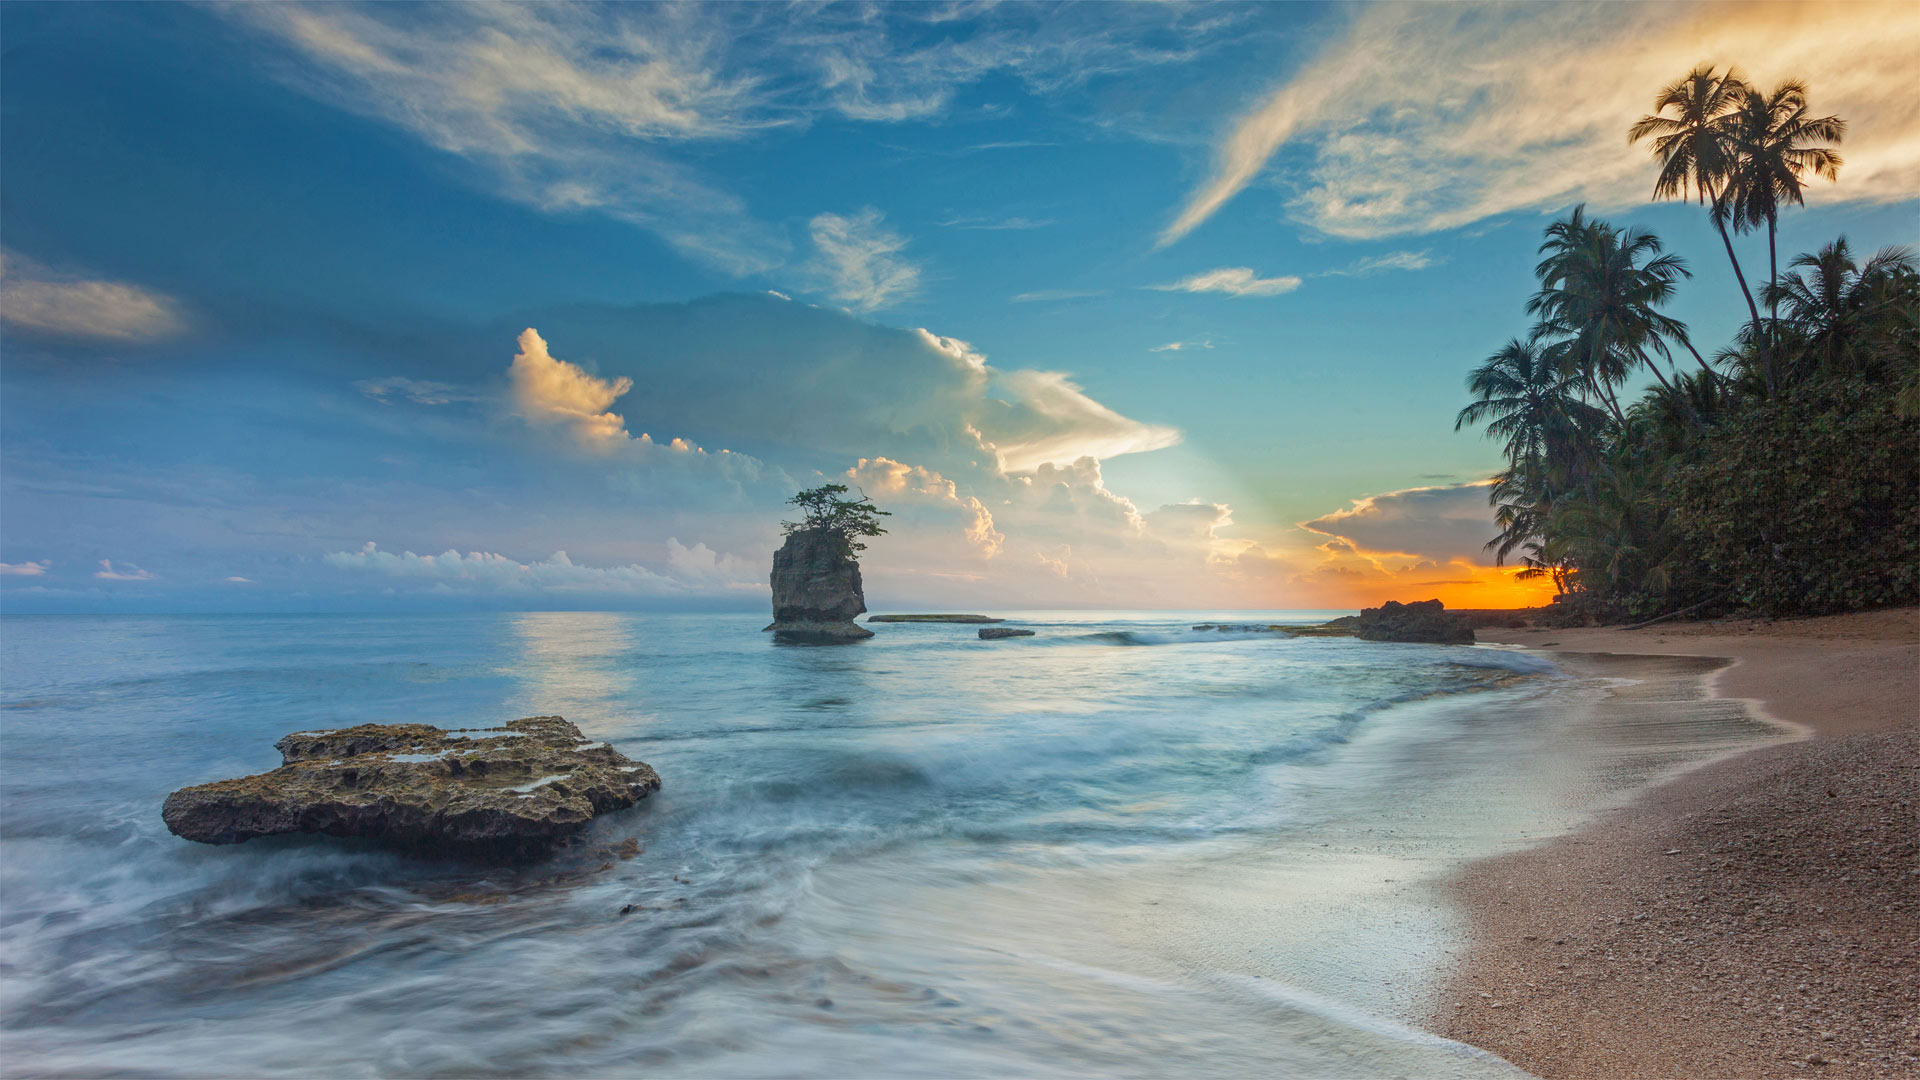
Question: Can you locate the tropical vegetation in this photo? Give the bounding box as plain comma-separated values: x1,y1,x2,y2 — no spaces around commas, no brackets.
783,484,892,555
1458,65,1918,621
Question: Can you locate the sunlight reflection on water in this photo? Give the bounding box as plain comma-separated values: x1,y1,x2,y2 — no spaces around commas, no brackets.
0,612,1780,1077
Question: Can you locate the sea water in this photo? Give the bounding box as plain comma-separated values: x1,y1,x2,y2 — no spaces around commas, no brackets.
0,612,1782,1077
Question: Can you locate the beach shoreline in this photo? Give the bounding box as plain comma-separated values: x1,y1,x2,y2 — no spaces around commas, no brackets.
1434,609,1919,1078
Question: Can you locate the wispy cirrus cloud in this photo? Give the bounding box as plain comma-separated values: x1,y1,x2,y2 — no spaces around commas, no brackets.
936,216,1055,231
353,376,486,406
1162,0,1920,244
1150,339,1213,353
1320,250,1437,277
1010,289,1108,303
224,3,1250,275
0,250,185,342
1149,267,1301,297
807,209,921,311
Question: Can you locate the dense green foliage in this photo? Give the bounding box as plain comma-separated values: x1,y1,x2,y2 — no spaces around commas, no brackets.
1459,66,1918,621
782,484,891,554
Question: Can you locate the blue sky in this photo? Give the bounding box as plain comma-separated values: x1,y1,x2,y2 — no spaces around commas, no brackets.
3,1,1915,612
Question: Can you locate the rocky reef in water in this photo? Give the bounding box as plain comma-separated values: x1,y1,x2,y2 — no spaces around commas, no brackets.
764,526,872,640
161,716,660,856
1353,599,1475,644
978,627,1035,639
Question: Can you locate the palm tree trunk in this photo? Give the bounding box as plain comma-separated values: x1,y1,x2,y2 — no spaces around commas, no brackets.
1767,213,1780,376
1705,179,1772,390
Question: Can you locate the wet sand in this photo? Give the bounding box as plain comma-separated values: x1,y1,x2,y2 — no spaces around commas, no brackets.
1436,609,1919,1078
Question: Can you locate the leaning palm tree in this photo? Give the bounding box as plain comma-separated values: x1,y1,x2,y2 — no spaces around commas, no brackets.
1629,64,1764,345
1528,207,1706,427
1722,80,1845,386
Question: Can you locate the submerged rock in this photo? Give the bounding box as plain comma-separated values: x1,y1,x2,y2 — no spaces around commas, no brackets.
868,614,1003,624
162,716,661,855
1354,599,1474,644
764,527,872,641
978,627,1035,639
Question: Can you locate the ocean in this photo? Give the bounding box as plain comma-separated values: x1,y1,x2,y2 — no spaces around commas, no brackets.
0,612,1783,1077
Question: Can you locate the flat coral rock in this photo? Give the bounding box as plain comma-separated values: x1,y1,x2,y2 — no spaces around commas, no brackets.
162,716,660,856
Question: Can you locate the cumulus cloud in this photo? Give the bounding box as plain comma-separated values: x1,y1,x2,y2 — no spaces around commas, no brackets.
807,209,921,311
507,327,635,448
0,560,51,576
1299,481,1503,566
1162,0,1920,243
1149,267,1301,297
846,457,1003,556
664,538,759,583
0,250,184,341
94,559,155,581
326,541,690,595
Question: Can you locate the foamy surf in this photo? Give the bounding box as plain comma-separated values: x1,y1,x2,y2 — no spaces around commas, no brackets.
0,612,1782,1077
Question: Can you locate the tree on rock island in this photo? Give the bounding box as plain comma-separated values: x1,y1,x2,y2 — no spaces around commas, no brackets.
766,485,891,641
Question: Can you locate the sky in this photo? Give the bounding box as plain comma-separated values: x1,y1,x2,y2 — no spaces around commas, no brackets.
2,1,1916,614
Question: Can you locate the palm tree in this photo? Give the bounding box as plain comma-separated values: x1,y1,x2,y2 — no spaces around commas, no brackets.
1455,336,1588,463
1527,207,1706,426
1630,65,1764,348
1764,238,1916,379
1458,335,1609,567
1722,80,1845,386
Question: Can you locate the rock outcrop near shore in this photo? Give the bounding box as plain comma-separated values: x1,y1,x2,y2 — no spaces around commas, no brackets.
161,716,661,855
1354,599,1474,644
765,527,873,640
978,627,1035,639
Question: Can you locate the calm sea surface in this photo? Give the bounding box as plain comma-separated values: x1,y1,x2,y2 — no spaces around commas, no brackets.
0,613,1779,1077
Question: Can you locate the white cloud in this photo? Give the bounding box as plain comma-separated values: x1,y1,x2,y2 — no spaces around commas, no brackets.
1010,289,1108,303
0,560,51,576
936,216,1055,230
1323,250,1437,277
325,541,690,595
664,538,760,583
846,457,1003,556
975,370,1182,473
1150,339,1213,353
94,559,155,581
507,326,635,448
354,376,485,406
225,4,1246,276
224,576,254,584
807,209,921,311
1149,267,1301,298
1162,1,1920,243
0,250,184,342
227,4,787,274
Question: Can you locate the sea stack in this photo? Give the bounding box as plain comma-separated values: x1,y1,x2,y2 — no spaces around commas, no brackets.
764,526,874,640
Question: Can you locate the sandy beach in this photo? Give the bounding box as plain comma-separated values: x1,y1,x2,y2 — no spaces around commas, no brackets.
1436,609,1920,1078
